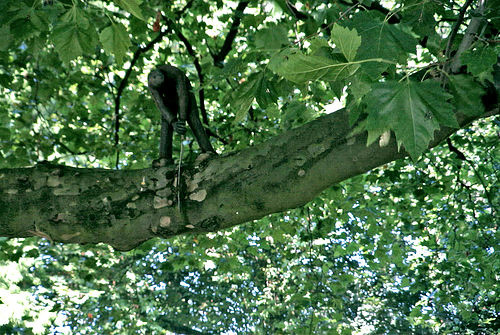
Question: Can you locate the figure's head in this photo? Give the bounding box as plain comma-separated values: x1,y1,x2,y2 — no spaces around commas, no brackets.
148,70,164,88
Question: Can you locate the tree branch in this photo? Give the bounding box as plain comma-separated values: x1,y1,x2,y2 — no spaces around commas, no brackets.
443,0,475,74
157,316,210,335
176,0,196,17
449,0,487,73
285,0,310,20
212,1,250,67
1,103,497,250
338,0,400,23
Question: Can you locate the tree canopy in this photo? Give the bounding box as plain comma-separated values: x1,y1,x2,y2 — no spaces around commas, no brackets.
0,0,498,334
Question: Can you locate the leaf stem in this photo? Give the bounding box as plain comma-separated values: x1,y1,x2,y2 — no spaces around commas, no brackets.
299,58,396,74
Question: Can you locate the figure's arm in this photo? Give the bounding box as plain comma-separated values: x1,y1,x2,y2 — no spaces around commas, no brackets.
148,86,175,123
175,75,189,121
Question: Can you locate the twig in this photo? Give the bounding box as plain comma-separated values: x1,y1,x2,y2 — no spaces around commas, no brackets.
447,137,496,215
338,0,400,23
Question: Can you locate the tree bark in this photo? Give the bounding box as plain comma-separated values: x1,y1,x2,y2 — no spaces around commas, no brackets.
0,107,497,250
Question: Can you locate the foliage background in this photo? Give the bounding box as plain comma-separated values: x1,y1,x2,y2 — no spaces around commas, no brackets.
0,0,498,334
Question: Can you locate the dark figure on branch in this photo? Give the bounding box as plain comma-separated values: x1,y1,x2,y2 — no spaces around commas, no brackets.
148,65,215,166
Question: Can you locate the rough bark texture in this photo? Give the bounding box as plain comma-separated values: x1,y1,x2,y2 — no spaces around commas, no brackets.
0,107,497,250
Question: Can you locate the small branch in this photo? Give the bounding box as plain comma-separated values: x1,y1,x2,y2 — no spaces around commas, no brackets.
285,0,309,20
482,106,500,118
295,0,397,40
447,137,496,215
176,0,196,17
157,316,210,335
443,0,474,69
446,138,466,160
54,139,88,156
338,0,400,23
449,0,487,73
212,1,250,66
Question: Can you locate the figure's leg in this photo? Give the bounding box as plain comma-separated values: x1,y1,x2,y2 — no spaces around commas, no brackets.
188,113,215,153
159,118,174,161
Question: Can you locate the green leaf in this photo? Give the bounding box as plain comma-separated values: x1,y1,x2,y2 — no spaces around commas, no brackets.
254,73,278,108
345,12,417,78
400,0,442,37
0,25,12,51
6,2,49,39
410,306,422,318
0,127,10,140
366,80,456,160
99,23,131,66
51,5,97,64
486,0,500,29
346,74,372,125
255,25,289,50
302,18,319,36
231,79,257,122
448,75,485,116
330,79,346,99
233,96,253,123
331,24,361,62
0,73,11,87
61,4,89,29
28,9,49,32
270,49,359,84
461,46,497,78
283,101,313,129
308,36,330,55
242,14,265,28
52,22,98,64
349,74,372,102
113,0,145,21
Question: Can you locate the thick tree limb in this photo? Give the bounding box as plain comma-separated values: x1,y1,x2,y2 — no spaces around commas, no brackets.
1,102,497,251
